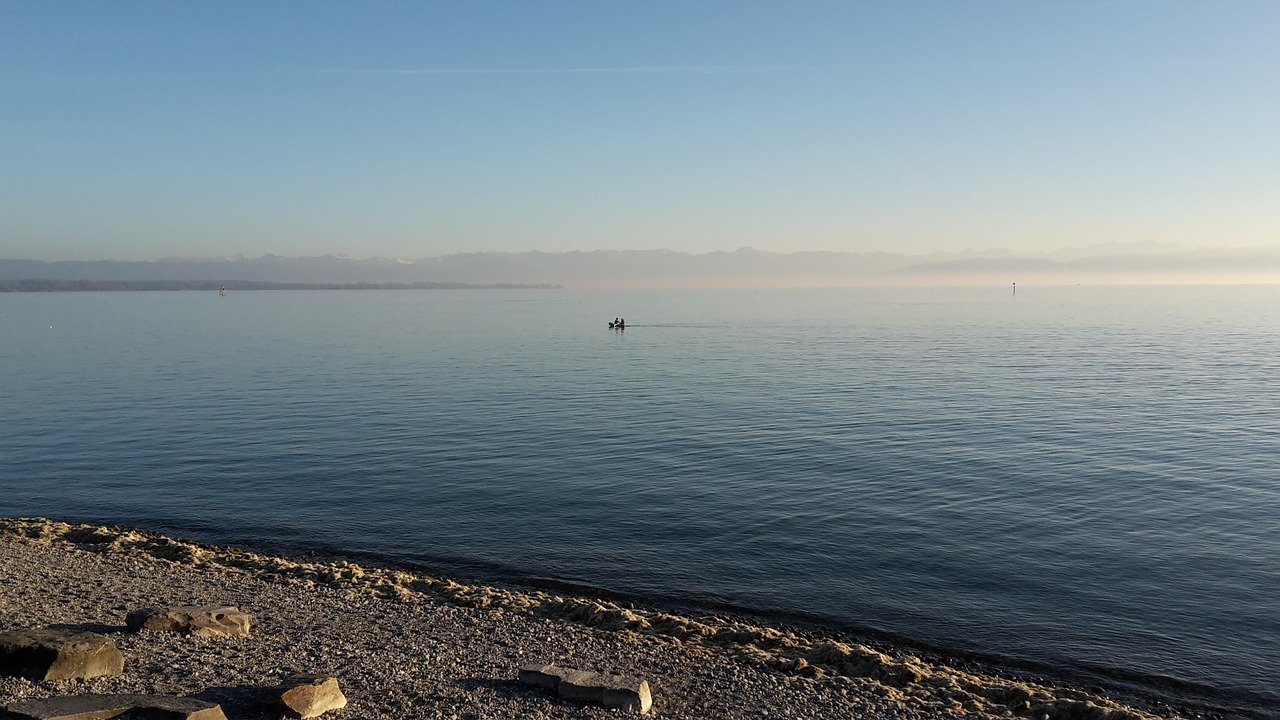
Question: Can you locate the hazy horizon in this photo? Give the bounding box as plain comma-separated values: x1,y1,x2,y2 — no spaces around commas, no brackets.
3,2,1278,266
6,243,1280,290
7,239,1280,263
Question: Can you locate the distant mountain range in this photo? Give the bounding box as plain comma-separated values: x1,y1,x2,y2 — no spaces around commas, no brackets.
3,245,1279,290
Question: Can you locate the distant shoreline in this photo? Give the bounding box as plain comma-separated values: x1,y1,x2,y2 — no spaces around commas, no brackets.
0,280,563,292
6,249,1280,291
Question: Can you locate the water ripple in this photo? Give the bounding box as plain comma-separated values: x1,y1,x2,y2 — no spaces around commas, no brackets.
3,286,1279,714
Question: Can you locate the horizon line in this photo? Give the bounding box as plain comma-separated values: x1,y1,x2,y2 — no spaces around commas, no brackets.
8,242,1280,265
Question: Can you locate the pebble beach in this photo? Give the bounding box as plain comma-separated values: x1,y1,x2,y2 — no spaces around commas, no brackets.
0,518,1202,719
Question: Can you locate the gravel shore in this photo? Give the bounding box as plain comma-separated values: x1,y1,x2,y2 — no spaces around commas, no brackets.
0,518,1189,719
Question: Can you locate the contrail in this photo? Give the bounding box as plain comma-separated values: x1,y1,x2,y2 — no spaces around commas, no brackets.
316,65,804,76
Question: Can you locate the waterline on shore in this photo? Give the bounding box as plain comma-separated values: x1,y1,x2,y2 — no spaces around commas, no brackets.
1,517,1219,720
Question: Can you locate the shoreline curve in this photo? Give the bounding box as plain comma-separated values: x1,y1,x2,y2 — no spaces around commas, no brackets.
0,517,1222,719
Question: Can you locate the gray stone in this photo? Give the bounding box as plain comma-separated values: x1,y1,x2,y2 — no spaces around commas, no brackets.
271,675,348,719
599,675,654,714
124,606,251,638
555,669,606,704
518,663,652,714
2,694,226,720
516,664,569,690
0,629,124,681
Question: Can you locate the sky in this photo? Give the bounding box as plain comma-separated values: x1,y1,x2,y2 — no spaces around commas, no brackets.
2,0,1278,262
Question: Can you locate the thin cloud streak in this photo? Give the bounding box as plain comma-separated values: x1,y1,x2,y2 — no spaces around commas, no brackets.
316,65,806,76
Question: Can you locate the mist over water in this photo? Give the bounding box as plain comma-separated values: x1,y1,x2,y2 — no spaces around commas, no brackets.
3,286,1279,714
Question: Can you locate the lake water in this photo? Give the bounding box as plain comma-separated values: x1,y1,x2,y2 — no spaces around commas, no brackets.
2,286,1278,715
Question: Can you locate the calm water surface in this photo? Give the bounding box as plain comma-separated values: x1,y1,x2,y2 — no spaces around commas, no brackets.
2,286,1278,714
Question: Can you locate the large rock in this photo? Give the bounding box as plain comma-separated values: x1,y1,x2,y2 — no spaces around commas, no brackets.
516,664,567,689
2,693,225,720
271,675,348,719
519,663,652,714
125,606,251,638
0,629,124,681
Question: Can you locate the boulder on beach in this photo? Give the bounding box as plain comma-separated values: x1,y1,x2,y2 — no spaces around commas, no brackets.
519,663,652,715
271,674,348,719
0,629,124,681
2,693,225,720
125,605,251,638
517,664,566,689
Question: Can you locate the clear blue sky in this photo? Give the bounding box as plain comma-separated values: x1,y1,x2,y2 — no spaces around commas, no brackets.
2,0,1277,261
